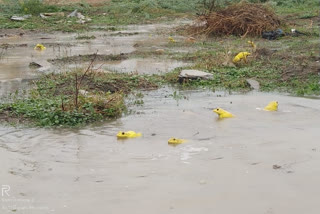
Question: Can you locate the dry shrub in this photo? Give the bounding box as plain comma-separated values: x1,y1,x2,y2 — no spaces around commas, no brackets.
190,1,281,37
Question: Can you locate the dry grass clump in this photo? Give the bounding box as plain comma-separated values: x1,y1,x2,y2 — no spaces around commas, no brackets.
190,1,281,37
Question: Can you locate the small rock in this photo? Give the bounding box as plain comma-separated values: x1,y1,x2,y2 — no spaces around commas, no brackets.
29,62,42,68
77,12,85,20
11,15,32,21
246,78,260,90
155,49,165,54
76,19,86,24
79,90,89,96
179,69,213,82
273,164,281,169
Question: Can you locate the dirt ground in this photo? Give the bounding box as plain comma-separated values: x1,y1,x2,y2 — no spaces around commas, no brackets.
45,0,110,5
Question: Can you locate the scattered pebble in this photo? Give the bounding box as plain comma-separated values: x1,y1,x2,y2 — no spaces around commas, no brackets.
273,164,281,169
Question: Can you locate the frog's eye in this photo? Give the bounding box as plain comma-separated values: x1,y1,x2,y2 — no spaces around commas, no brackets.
173,138,176,140
216,108,219,111
122,132,125,135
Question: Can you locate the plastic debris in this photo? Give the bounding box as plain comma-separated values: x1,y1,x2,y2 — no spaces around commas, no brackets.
168,138,186,145
117,131,142,139
213,108,234,118
34,44,46,51
262,29,284,40
291,29,307,36
264,101,278,111
11,15,32,21
67,9,91,24
67,9,78,18
233,52,251,63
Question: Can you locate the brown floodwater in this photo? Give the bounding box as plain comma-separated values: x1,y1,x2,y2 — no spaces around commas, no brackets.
1,23,320,214
0,23,188,79
0,88,320,214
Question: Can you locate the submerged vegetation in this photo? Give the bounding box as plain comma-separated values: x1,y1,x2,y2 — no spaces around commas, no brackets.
0,68,158,127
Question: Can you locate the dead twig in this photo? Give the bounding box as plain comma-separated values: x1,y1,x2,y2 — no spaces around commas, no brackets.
189,2,281,37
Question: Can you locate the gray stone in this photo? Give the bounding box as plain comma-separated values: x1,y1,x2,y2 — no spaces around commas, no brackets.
29,62,42,68
246,78,260,91
179,69,213,80
11,15,32,21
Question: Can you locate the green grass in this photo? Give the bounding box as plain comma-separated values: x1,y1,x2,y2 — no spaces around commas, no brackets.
274,0,319,17
0,0,198,32
0,70,158,127
157,34,319,95
0,0,319,32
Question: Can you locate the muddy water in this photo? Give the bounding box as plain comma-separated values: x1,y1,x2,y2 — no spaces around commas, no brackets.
0,88,320,214
0,23,189,96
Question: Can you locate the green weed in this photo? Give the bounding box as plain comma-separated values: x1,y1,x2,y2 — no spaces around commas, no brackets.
0,70,158,127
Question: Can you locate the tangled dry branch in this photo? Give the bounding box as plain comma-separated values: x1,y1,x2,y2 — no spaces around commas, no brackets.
190,2,281,37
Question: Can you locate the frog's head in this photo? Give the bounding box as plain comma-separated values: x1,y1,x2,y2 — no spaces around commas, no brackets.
117,131,129,138
213,108,223,115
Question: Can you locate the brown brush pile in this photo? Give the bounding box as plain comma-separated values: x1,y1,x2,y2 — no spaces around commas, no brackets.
190,1,281,37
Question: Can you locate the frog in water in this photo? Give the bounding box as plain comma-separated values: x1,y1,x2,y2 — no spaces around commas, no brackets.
264,101,278,111
213,108,234,118
168,138,186,145
117,131,142,139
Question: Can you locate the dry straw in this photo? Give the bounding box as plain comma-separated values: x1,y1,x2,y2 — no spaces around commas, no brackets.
190,1,281,37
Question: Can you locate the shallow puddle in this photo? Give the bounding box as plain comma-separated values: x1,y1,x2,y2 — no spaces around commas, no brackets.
0,22,187,79
0,88,319,213
100,58,188,74
0,23,190,96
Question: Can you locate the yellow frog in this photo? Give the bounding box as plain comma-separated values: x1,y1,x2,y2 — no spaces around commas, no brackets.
233,52,250,63
248,41,256,49
168,138,186,144
34,44,46,51
117,131,142,139
213,108,235,118
264,101,278,111
168,36,176,43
